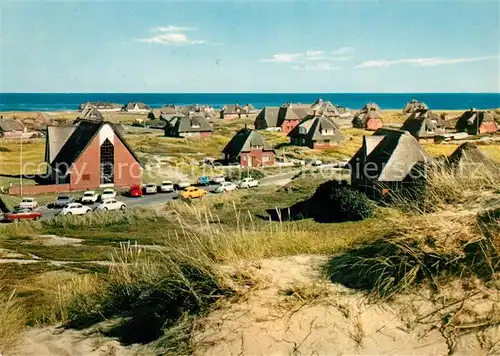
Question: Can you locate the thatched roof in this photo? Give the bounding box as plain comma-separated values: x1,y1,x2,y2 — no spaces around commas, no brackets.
311,99,341,117
402,99,429,114
362,102,382,112
455,109,497,133
78,102,121,111
48,121,140,171
254,107,280,128
78,107,104,121
447,142,500,171
165,115,213,134
349,128,429,182
352,109,382,128
0,118,24,132
223,128,273,155
400,110,446,138
289,115,344,143
122,102,151,111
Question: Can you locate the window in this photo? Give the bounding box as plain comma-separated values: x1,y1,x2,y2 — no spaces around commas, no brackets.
100,139,114,184
262,156,270,163
82,174,90,181
324,139,330,143
250,144,263,150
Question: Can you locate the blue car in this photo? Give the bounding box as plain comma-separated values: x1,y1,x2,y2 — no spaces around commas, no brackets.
198,176,210,186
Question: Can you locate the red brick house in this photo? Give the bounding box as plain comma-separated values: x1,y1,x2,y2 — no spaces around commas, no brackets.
455,109,498,135
222,128,275,167
254,106,309,134
288,116,344,149
352,109,383,131
164,115,213,138
45,120,141,191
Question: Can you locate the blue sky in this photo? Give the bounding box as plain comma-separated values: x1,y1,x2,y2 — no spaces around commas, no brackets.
1,1,499,93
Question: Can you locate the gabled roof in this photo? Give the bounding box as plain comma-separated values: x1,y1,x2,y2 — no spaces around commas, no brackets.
455,109,496,132
78,107,104,121
166,115,213,133
0,118,24,132
255,107,280,128
122,102,150,110
350,128,429,182
223,128,273,155
221,104,242,115
241,104,257,113
311,99,341,117
362,102,382,112
400,109,446,138
45,125,77,163
78,102,121,111
50,120,140,170
403,99,429,114
289,115,344,142
352,109,382,127
447,142,500,171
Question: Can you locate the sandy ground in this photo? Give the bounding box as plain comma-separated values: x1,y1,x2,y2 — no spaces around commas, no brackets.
8,255,500,356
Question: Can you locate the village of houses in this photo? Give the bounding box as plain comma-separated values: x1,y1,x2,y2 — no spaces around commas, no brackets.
0,98,499,220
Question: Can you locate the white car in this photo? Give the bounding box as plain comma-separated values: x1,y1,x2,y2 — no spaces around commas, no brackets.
212,175,226,184
160,180,174,193
19,198,38,209
177,178,190,189
145,183,158,194
95,199,127,211
60,203,92,216
214,182,238,193
81,191,99,204
100,188,116,201
239,177,260,189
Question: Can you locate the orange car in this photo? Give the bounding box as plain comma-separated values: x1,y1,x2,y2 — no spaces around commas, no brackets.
179,186,207,199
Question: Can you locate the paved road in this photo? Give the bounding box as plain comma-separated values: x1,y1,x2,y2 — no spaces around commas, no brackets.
34,171,301,221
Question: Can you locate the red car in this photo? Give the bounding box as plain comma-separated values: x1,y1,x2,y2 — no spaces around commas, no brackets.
4,208,43,222
130,184,143,197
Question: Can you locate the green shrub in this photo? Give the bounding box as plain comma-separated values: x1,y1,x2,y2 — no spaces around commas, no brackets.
225,168,265,182
311,183,374,222
0,146,10,152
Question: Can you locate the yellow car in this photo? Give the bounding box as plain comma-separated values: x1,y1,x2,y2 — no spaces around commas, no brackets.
179,186,207,199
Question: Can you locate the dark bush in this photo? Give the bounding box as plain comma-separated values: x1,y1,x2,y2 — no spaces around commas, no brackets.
225,168,265,182
0,146,10,152
311,182,374,222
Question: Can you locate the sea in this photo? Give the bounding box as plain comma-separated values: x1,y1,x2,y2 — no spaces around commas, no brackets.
0,93,499,112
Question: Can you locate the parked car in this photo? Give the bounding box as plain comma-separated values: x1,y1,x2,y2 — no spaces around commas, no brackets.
81,191,99,204
176,178,190,190
179,186,207,199
4,208,42,222
100,188,116,201
160,180,174,193
60,203,92,216
311,159,323,167
198,176,210,186
53,195,74,208
239,177,260,189
130,185,143,197
19,198,37,210
214,182,238,193
95,199,127,211
145,183,158,194
211,175,226,184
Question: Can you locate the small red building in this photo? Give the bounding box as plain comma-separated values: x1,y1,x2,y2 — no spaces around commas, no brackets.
254,106,309,134
45,120,141,191
223,128,275,167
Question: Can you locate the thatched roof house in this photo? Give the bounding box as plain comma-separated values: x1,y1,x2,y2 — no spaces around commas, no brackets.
122,102,151,112
352,109,383,131
164,115,213,138
223,127,275,167
0,118,35,139
403,99,428,114
78,102,122,112
400,109,446,139
77,107,104,122
289,115,343,149
455,109,498,135
447,142,500,174
349,128,429,198
311,98,341,118
362,102,382,113
254,107,280,130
